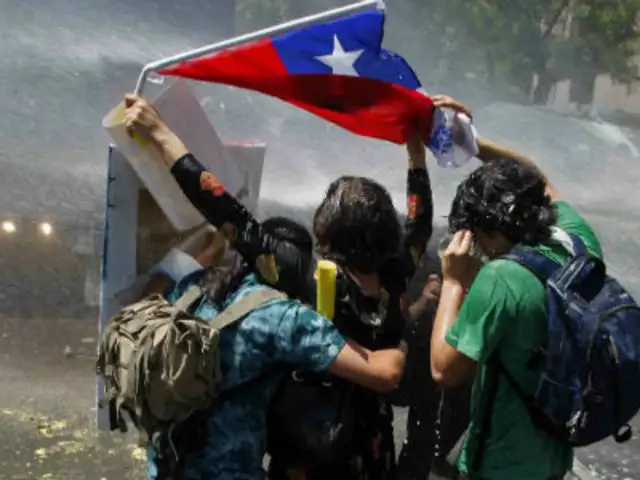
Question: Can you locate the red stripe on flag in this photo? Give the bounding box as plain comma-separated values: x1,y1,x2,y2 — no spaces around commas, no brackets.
161,40,434,144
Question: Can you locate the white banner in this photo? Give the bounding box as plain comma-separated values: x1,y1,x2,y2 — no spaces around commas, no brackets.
102,79,245,231
97,143,265,430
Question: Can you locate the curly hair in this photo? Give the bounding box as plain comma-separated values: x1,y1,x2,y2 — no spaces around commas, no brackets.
313,176,402,273
448,157,557,245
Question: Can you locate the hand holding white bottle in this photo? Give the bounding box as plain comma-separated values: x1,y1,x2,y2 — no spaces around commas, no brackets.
428,95,479,169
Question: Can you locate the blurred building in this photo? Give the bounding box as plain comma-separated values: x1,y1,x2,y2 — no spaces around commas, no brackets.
546,69,640,115
535,1,640,115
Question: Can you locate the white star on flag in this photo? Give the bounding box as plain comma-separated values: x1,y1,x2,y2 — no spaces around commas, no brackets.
315,35,364,76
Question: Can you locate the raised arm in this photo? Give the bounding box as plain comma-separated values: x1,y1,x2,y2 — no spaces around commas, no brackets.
476,136,561,201
403,132,434,268
123,94,315,300
123,94,260,254
169,153,264,255
431,95,561,202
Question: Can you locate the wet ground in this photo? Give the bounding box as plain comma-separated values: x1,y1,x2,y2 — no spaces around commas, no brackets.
0,316,144,479
2,310,639,480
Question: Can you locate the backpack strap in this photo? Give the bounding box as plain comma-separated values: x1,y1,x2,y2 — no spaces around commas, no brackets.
211,288,288,331
502,250,559,283
174,285,205,312
549,227,588,258
501,227,591,283
505,238,602,295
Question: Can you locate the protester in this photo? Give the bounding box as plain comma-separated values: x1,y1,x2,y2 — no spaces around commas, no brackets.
123,92,435,479
395,233,472,480
136,221,408,480
395,244,441,480
429,96,601,480
277,170,428,480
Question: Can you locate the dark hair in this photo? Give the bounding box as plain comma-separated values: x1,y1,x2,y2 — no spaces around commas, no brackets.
204,217,315,306
263,216,313,254
263,216,314,302
313,176,402,272
448,157,557,245
205,250,250,307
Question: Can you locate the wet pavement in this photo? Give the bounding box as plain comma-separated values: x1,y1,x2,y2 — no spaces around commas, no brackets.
0,316,144,479
1,265,639,480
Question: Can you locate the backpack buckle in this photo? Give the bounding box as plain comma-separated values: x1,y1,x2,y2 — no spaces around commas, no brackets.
615,424,632,443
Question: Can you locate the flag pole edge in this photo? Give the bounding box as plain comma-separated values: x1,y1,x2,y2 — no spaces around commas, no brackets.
134,0,381,95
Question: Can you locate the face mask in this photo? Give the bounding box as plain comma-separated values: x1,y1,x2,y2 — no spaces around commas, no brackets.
333,265,387,328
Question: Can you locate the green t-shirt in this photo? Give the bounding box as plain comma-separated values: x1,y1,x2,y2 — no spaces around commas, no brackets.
446,201,603,480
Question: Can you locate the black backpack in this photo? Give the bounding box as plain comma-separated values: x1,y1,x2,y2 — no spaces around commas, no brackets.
266,370,356,469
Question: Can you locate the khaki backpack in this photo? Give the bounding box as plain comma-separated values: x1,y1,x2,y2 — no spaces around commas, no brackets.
96,284,286,470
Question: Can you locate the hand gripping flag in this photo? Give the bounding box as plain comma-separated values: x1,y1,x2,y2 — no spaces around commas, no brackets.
161,8,476,164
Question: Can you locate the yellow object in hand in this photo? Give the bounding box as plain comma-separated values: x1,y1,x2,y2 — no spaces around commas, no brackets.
315,260,337,320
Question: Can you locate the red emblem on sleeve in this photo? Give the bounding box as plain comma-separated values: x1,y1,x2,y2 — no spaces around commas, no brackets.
407,194,421,219
200,171,225,196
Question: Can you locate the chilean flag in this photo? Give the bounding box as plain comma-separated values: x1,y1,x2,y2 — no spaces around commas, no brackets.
160,9,435,146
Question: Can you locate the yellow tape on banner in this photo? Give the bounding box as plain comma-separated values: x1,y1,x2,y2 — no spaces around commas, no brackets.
315,260,337,320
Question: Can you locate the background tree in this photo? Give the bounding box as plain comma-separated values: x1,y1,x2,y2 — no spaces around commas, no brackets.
232,0,640,106
438,0,640,104
235,0,343,32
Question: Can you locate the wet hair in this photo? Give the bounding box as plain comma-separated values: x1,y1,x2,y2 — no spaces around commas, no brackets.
263,216,314,302
205,216,315,306
448,157,557,245
313,176,402,273
263,216,313,254
205,249,250,307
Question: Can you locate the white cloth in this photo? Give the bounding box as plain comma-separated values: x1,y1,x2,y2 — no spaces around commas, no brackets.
153,248,204,282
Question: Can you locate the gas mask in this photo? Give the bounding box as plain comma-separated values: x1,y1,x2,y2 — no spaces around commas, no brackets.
331,261,389,329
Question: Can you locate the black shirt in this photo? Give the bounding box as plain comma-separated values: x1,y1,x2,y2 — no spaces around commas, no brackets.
170,153,433,348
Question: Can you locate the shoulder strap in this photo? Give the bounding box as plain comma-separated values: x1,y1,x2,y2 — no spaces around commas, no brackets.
210,288,288,331
502,228,591,284
503,249,559,284
549,227,588,257
174,284,205,312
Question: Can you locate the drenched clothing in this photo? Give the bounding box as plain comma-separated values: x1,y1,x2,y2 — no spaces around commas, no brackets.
396,248,471,480
170,153,433,477
446,201,601,480
146,272,346,480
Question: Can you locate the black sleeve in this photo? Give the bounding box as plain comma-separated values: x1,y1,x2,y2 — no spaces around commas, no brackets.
170,153,255,249
402,168,434,278
170,153,315,301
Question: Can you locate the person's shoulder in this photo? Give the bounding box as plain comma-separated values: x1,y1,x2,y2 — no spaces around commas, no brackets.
232,281,291,311
478,258,531,281
166,270,207,302
271,299,328,327
552,201,603,258
463,259,524,306
552,200,588,227
232,277,320,320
